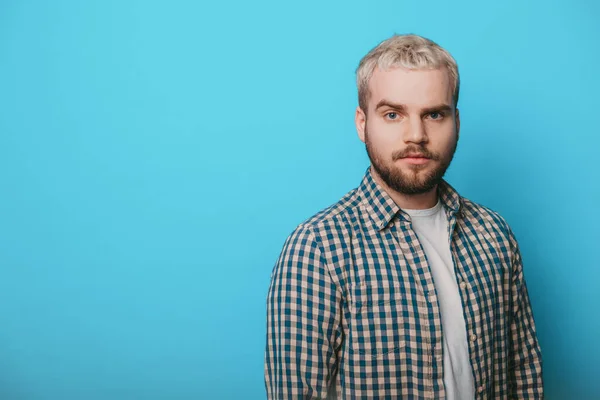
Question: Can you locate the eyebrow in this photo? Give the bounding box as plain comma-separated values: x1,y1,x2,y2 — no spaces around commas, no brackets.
375,100,406,111
375,100,453,114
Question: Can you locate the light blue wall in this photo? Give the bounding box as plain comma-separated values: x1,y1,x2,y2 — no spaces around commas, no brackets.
0,1,598,399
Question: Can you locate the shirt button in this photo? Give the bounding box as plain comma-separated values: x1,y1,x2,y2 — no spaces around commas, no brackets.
470,334,477,343
459,281,467,289
426,291,435,302
477,385,485,393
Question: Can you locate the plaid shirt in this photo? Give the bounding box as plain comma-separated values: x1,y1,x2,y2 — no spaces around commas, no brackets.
265,167,543,399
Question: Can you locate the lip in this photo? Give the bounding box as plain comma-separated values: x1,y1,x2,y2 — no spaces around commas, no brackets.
400,156,431,165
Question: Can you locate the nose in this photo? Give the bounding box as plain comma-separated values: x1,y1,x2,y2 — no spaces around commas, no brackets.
403,118,428,144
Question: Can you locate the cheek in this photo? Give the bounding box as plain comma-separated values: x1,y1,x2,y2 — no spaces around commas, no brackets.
427,123,457,147
367,131,397,157
366,130,393,159
367,119,401,145
435,137,458,159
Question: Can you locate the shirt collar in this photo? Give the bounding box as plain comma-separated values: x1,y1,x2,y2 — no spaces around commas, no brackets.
358,166,464,231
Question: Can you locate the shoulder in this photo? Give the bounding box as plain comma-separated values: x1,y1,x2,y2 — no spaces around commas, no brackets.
460,196,522,253
285,186,361,246
270,189,361,288
459,197,521,263
460,197,514,237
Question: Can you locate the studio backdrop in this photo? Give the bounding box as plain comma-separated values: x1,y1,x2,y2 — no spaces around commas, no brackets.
0,0,598,399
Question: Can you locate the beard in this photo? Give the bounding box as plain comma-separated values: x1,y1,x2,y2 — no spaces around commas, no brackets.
365,126,458,195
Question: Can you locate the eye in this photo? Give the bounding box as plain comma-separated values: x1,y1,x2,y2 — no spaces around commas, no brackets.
385,112,398,120
428,112,443,120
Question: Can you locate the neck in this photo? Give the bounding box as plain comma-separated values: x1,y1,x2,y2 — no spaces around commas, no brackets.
370,167,439,210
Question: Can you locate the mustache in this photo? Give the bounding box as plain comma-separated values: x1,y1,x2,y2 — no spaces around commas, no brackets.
392,146,440,161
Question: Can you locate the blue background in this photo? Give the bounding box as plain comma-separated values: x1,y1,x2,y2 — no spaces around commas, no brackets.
0,0,598,399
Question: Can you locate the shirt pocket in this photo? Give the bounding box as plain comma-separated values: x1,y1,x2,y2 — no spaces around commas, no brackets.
349,282,407,358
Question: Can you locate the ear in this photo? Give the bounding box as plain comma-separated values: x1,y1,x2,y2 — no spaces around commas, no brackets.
455,108,461,139
355,106,367,143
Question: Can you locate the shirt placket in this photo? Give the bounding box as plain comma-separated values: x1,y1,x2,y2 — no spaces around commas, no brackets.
393,216,445,398
448,210,487,398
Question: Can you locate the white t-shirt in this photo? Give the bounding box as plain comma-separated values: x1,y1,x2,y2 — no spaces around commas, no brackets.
404,200,475,400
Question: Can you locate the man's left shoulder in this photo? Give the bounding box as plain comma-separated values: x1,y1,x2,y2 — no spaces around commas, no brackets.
460,197,514,239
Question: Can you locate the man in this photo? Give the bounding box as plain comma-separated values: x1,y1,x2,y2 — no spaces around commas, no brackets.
265,34,543,399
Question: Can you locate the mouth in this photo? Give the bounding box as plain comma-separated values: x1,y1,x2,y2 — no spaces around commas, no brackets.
399,154,431,165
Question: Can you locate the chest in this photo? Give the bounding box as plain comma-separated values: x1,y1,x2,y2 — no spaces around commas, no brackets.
340,217,512,357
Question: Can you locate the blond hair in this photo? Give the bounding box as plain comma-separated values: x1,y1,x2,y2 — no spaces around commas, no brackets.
356,34,460,111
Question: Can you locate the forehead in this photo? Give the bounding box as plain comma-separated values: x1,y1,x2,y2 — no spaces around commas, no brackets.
368,66,453,108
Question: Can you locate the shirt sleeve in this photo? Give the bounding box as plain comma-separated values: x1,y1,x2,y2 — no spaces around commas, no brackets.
507,229,544,399
264,225,343,399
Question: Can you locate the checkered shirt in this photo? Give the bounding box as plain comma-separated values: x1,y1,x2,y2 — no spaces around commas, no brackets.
265,167,543,399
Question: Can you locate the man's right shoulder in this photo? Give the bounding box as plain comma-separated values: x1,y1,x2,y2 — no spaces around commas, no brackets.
286,186,362,243
271,187,361,290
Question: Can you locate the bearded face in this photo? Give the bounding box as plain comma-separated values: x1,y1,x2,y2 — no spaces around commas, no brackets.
357,67,460,196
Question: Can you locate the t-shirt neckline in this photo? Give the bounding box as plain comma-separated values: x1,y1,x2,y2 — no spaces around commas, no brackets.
403,199,442,218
